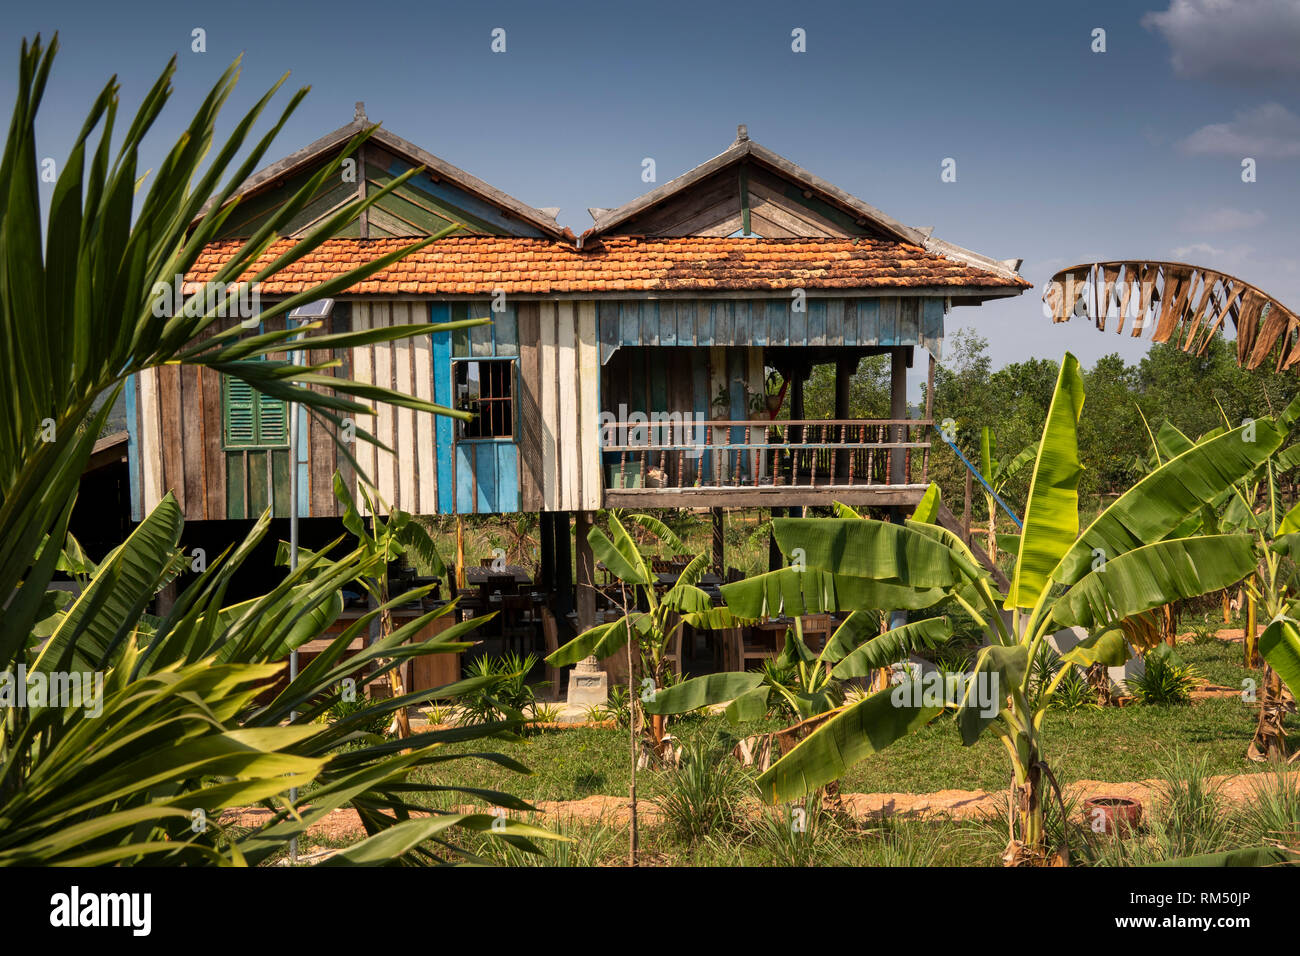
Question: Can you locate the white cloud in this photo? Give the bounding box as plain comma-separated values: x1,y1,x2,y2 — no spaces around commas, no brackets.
1180,102,1300,157
1179,206,1267,231
1144,0,1300,86
1169,242,1254,267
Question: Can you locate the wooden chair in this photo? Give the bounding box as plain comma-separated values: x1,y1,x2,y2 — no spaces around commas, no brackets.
740,622,785,669
500,594,538,656
800,614,835,652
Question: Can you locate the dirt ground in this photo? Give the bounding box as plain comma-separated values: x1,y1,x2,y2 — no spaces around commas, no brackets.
223,769,1300,849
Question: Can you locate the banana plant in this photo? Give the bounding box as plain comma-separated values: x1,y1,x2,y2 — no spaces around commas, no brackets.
322,472,448,738
978,427,1036,554
746,352,1281,864
544,512,719,747
644,604,953,730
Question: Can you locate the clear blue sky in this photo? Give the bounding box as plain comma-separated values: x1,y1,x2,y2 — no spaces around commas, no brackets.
6,0,1298,395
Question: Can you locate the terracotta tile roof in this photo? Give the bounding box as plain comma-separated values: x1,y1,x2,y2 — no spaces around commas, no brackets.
186,236,1030,296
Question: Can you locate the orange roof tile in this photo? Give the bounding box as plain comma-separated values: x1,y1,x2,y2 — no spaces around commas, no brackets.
185,236,1030,296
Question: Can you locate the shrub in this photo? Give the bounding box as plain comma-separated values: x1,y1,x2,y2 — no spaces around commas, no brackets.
1129,645,1198,705
653,731,751,844
459,652,543,724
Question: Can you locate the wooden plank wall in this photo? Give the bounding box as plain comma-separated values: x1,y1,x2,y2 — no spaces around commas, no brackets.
137,312,351,520
522,301,602,512
596,297,945,364
351,301,440,516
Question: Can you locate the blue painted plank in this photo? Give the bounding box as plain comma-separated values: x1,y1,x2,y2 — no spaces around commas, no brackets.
808,299,827,346
125,373,141,521
476,445,497,513
645,302,660,347
842,299,858,346
879,297,899,346
766,300,787,347
698,301,715,345
432,304,455,514
858,298,881,345
826,299,844,346
734,302,751,345
496,443,520,512
620,302,639,346
494,306,518,356
789,297,808,346
715,301,733,343
297,403,309,517
678,299,696,345
660,300,676,346
455,444,476,514
692,349,710,478
899,298,920,344
922,296,945,357
728,349,748,477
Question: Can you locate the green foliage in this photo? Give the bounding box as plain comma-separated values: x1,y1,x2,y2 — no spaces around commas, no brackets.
1129,645,1199,705
460,652,543,724
326,695,392,738
652,731,751,844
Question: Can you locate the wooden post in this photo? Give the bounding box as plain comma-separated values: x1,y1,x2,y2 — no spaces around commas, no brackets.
890,347,908,486
554,511,573,620
790,370,805,508
712,507,725,575
768,507,784,572
574,511,596,633
539,511,555,594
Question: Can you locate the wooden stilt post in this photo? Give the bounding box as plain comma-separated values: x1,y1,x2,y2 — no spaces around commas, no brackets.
712,507,724,576
554,511,573,621
890,347,908,486
768,507,784,571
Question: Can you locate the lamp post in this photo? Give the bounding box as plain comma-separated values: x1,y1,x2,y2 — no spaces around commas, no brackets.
284,298,333,864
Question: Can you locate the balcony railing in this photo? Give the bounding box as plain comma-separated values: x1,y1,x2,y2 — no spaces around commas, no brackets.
600,418,931,492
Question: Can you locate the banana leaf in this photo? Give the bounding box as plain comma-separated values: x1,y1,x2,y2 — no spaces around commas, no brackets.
1007,353,1084,611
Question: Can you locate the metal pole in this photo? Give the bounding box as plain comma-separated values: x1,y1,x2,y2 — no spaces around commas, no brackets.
288,321,301,865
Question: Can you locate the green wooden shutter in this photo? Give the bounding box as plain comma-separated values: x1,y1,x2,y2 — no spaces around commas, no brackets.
224,375,287,447
225,377,257,446
257,391,287,445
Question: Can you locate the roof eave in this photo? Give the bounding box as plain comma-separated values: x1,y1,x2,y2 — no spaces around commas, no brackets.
192,121,570,240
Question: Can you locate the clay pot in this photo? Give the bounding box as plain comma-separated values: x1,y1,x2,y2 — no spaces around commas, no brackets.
1083,795,1142,835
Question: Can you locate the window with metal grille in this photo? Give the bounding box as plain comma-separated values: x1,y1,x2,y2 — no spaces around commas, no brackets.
453,359,514,439
223,375,288,448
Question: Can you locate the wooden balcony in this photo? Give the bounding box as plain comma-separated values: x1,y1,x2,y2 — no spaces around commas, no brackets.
600,418,931,509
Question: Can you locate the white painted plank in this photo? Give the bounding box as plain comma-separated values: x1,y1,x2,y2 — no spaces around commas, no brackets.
557,302,578,511
577,301,601,510
373,303,396,513
394,303,415,513
414,316,435,513
139,367,163,511
352,304,377,515
540,302,559,510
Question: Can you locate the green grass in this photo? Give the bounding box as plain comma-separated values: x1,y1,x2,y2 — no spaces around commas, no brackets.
412,639,1294,804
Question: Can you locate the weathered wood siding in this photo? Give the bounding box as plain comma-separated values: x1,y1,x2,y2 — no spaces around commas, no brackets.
596,297,945,364
519,301,602,512
351,301,441,515
131,312,352,521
